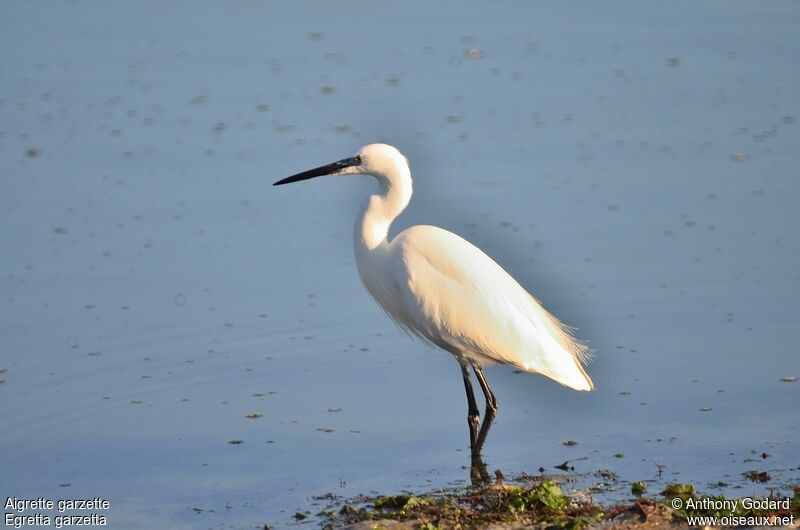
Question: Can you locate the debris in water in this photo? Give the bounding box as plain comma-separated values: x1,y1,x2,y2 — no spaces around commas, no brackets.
743,470,770,482
555,461,574,472
464,48,483,59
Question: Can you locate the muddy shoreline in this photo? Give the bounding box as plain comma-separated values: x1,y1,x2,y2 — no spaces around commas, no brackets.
293,474,799,530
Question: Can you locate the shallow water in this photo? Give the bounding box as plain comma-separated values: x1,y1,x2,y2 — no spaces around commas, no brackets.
1,2,799,528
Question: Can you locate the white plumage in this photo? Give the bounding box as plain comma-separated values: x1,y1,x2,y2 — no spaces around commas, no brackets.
275,143,593,457
377,225,592,391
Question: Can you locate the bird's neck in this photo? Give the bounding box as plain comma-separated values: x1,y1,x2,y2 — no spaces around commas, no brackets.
355,171,412,251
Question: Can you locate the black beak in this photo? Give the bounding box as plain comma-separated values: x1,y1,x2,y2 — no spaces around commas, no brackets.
274,156,361,186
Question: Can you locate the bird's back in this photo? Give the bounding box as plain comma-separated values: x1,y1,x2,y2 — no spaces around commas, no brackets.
373,225,593,392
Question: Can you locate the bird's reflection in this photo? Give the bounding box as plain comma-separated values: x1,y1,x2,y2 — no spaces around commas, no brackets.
470,454,490,486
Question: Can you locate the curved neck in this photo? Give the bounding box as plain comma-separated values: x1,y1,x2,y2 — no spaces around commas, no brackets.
355,169,412,251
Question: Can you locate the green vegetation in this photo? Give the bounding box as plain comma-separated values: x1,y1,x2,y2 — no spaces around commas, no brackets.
316,480,800,529
631,481,647,496
660,482,695,499
324,479,603,529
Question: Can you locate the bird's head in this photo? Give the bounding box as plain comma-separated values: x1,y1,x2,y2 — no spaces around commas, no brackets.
274,143,409,186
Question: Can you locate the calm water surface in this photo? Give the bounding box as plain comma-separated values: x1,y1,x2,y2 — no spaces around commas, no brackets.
1,2,798,528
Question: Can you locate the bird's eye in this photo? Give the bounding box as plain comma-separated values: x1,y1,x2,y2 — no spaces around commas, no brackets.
355,155,363,164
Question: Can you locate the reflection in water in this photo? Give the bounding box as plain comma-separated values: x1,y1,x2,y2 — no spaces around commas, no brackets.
470,455,491,486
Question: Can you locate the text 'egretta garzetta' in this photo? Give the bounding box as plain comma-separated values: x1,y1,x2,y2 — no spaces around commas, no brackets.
274,144,593,459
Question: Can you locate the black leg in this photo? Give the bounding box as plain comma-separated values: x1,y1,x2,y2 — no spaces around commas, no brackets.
460,363,480,453
472,365,498,456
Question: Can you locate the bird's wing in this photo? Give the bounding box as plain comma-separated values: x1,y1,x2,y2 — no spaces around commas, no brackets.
389,225,593,391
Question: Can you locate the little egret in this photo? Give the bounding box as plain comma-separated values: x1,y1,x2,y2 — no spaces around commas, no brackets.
274,144,593,458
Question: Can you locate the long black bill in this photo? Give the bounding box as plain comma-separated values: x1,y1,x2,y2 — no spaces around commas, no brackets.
274,156,360,186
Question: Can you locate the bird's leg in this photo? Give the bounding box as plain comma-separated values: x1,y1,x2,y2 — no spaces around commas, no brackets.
472,365,499,456
460,363,481,453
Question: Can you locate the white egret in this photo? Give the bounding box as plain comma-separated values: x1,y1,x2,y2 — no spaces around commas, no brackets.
274,144,593,457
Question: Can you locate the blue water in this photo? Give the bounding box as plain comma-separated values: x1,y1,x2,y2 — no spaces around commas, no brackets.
2,2,798,528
